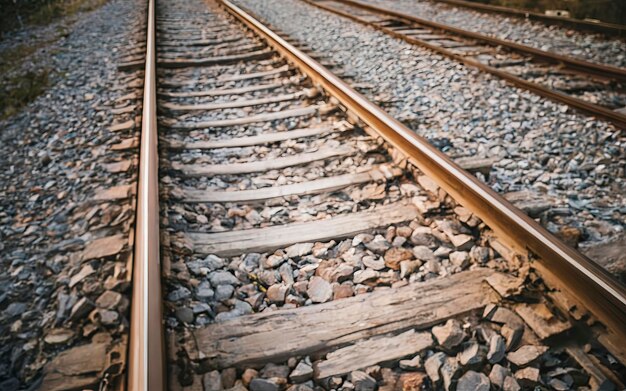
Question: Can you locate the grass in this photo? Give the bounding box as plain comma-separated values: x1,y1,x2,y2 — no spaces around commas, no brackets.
0,40,58,120
27,0,109,27
1,0,109,35
0,0,107,120
0,69,51,120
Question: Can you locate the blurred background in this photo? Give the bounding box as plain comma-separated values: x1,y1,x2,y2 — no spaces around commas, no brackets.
465,0,626,24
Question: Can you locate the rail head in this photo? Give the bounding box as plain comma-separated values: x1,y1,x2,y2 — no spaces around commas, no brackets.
128,0,165,389
220,0,626,358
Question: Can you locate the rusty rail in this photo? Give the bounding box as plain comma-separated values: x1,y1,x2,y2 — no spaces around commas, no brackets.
221,0,626,361
128,0,165,388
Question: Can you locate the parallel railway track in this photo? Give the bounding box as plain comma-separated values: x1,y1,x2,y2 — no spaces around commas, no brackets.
302,0,626,129
128,0,626,389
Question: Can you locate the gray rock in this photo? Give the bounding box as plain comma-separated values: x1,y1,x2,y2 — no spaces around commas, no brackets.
410,227,438,247
205,254,226,269
457,371,490,391
293,280,308,295
289,361,313,383
279,263,294,285
246,292,265,309
5,302,27,318
399,355,422,371
352,233,374,246
449,251,469,268
242,368,259,386
192,302,211,314
263,253,286,269
215,300,253,321
197,287,215,301
400,260,422,278
266,284,290,304
215,284,235,301
342,381,355,390
222,368,237,389
483,305,523,328
98,309,120,326
332,264,355,282
188,255,225,275
412,245,437,262
424,259,441,274
362,256,386,270
458,342,486,366
69,264,95,288
432,319,465,349
506,345,548,367
392,236,407,247
365,365,381,380
549,378,569,391
424,352,446,385
261,363,291,378
364,234,390,253
501,323,524,352
95,290,122,309
489,364,511,389
175,307,194,324
285,243,314,258
241,253,262,272
434,246,453,258
440,356,461,391
203,370,223,391
224,384,248,391
286,385,314,391
483,305,524,350
469,246,490,264
167,286,191,301
44,328,75,345
450,234,474,250
209,271,240,286
258,270,278,287
514,367,540,388
349,370,377,391
503,376,521,391
307,276,332,303
487,334,506,363
250,378,280,391
69,297,94,322
353,269,379,284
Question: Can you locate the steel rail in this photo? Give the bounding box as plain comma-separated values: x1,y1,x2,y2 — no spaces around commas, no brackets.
303,0,626,129
432,0,626,37
221,0,626,360
128,0,166,388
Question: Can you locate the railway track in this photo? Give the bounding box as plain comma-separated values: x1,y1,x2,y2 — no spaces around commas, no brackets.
301,0,626,129
126,0,626,389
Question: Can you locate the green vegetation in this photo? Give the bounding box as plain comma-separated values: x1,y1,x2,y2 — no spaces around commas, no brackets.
0,0,105,119
471,0,626,25
1,0,109,35
0,40,57,119
0,69,50,119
